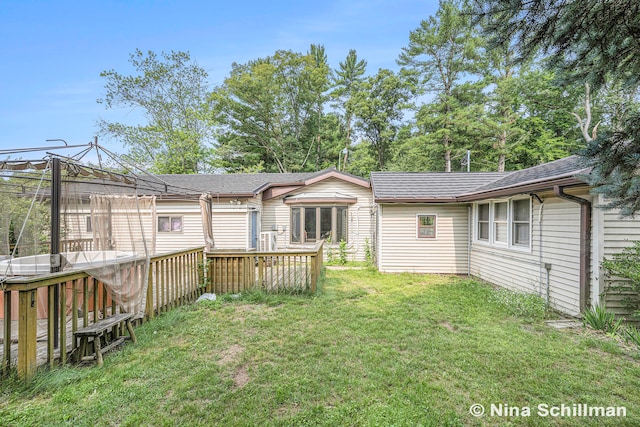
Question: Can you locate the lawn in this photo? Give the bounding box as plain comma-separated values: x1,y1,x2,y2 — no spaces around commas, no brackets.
2,269,640,426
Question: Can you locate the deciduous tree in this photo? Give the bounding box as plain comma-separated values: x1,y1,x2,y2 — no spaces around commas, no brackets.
98,50,214,174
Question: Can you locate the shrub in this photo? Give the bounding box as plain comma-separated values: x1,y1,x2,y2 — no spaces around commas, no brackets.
364,237,374,266
338,240,348,265
582,304,623,334
624,325,640,348
602,241,640,319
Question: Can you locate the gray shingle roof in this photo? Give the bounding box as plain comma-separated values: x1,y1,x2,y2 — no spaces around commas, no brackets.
155,171,320,195
152,167,369,196
467,155,590,195
371,172,509,201
371,155,591,202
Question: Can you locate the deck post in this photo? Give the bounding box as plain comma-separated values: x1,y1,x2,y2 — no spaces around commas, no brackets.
3,290,11,373
17,289,37,379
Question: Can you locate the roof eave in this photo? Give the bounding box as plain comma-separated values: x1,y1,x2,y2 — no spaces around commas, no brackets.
456,176,588,202
374,197,460,203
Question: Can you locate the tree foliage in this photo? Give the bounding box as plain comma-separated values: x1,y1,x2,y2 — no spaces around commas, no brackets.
98,50,214,174
474,0,640,215
398,0,482,171
348,69,416,170
210,48,335,173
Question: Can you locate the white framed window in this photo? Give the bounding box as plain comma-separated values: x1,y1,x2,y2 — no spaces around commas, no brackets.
158,216,183,233
512,199,531,246
474,197,531,250
477,203,490,241
417,214,437,239
85,216,92,233
493,202,508,244
290,206,348,244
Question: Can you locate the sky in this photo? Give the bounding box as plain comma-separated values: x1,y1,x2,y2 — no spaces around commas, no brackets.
0,0,438,161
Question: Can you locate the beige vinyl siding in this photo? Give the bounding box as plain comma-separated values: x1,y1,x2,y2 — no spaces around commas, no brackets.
470,195,584,317
262,178,372,261
598,194,640,317
211,207,248,250
378,204,469,274
155,201,204,254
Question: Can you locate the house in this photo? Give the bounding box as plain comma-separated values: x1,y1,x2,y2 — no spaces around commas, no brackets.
154,168,372,260
371,156,640,317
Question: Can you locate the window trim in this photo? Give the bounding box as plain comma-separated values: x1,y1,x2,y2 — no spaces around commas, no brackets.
416,214,437,239
158,216,183,233
289,205,348,244
473,197,532,252
476,203,490,241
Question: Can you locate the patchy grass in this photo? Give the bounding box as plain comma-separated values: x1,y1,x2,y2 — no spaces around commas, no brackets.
2,270,640,426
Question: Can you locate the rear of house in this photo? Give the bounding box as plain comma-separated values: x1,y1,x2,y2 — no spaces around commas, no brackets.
372,156,640,318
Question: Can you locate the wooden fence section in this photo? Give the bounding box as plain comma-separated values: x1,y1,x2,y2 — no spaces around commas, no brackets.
207,241,324,294
1,247,205,379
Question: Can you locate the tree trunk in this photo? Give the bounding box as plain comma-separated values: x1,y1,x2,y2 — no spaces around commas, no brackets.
498,131,506,172
445,149,451,173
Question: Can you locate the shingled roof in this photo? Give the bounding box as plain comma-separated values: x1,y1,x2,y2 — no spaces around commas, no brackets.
371,172,508,202
371,155,591,203
152,167,369,198
155,171,317,196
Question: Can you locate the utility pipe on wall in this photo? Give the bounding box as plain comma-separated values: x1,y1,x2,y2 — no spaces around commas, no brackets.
553,186,592,312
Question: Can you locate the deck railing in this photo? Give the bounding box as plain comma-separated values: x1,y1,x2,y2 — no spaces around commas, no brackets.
1,243,323,380
1,247,204,379
206,241,324,294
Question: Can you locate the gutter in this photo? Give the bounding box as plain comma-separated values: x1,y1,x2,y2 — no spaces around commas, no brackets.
553,185,591,312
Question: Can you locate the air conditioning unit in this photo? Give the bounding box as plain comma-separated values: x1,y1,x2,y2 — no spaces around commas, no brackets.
260,231,278,252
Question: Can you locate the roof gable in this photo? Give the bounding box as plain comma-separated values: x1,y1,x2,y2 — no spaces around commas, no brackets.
155,168,369,199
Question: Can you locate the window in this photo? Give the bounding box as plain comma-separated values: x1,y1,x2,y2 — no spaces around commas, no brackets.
417,215,437,238
477,204,490,241
475,198,532,249
290,206,348,243
86,216,92,233
493,202,508,243
512,199,530,246
291,208,301,243
158,216,183,233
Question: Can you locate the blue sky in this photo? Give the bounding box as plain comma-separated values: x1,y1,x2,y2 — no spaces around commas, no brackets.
0,0,438,160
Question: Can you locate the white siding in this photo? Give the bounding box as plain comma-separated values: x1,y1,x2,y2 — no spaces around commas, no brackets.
597,194,640,316
378,204,469,274
470,195,584,317
262,178,372,261
212,208,248,250
155,201,204,254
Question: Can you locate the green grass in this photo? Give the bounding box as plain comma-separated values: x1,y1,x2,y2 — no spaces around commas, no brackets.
2,270,640,426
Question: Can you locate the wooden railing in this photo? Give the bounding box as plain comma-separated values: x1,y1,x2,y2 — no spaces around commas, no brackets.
206,241,324,294
1,247,205,379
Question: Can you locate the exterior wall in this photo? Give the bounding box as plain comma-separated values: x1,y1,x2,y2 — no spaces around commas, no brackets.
470,192,586,317
155,201,204,254
377,203,469,274
261,178,372,261
596,194,640,317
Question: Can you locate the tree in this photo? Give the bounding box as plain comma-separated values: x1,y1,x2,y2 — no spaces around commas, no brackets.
210,49,333,173
97,50,214,174
398,0,483,171
474,0,640,215
332,50,367,171
348,69,415,170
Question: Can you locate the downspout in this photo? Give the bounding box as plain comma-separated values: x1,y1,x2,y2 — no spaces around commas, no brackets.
530,194,544,300
467,204,472,277
553,186,591,312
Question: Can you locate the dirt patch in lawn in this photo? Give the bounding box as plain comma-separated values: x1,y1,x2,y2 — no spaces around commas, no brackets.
217,344,244,366
439,321,458,332
233,363,250,388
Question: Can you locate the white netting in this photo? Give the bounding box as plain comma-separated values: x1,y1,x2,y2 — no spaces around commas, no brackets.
0,158,155,319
